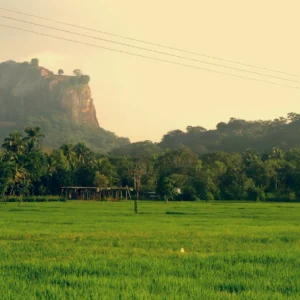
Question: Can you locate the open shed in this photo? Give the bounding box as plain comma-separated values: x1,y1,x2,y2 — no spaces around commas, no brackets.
61,186,133,200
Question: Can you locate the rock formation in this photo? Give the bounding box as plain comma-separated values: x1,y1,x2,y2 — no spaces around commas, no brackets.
0,60,130,152
0,60,99,127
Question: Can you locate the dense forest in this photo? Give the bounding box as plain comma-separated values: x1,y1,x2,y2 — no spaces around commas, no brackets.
1,127,300,202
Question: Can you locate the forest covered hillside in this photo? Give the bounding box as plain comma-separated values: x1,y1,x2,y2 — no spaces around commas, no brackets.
111,113,300,156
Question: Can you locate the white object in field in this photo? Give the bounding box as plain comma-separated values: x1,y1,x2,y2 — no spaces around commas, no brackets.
180,248,185,253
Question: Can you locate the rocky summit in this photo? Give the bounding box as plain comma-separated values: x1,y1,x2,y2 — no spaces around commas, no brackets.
0,60,129,152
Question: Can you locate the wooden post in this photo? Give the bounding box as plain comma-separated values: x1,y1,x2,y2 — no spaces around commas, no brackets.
127,186,132,200
134,198,138,214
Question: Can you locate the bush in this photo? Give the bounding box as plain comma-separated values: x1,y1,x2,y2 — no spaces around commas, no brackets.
2,196,66,203
265,192,299,202
205,192,215,201
248,187,265,202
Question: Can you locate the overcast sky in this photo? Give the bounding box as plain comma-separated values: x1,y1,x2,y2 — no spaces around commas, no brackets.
1,1,299,142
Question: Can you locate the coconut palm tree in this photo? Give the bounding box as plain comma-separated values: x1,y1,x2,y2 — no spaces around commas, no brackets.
2,131,25,154
73,143,92,164
60,144,76,169
8,161,28,196
24,127,44,153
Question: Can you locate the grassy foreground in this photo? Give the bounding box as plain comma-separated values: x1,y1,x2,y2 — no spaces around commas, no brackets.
0,201,299,300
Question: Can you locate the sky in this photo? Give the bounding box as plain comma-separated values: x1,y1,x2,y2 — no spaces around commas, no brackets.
0,1,299,142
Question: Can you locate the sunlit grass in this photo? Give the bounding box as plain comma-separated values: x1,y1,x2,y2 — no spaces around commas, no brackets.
0,201,299,299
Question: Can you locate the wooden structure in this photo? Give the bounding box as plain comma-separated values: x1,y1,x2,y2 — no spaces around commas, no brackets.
61,186,133,201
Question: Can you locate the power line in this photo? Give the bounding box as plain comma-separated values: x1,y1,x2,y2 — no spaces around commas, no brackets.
0,6,297,77
1,24,299,90
3,15,299,84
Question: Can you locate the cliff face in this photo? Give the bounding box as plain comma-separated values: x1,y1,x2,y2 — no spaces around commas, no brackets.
0,61,99,127
59,84,99,127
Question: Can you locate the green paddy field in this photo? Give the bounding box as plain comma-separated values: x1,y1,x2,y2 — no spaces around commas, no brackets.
0,201,299,299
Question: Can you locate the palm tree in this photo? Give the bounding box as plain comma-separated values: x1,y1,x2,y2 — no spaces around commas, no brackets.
270,147,284,160
24,127,44,153
73,143,92,164
8,161,28,196
45,153,57,176
60,144,76,169
2,131,25,154
243,149,261,167
44,153,57,194
0,156,12,202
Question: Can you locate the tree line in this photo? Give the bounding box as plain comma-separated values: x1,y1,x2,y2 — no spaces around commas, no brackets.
1,127,300,202
112,113,300,157
158,113,300,154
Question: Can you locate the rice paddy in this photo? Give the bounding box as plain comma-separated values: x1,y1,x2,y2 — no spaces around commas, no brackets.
0,201,299,299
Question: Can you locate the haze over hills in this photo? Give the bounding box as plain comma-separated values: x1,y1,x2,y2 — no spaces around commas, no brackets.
0,60,130,152
111,114,300,156
1,59,300,156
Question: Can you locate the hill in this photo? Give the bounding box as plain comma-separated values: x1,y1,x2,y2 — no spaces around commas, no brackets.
0,60,130,152
159,115,300,153
111,114,300,156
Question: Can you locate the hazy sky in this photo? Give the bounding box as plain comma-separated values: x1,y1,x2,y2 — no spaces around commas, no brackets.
0,1,299,142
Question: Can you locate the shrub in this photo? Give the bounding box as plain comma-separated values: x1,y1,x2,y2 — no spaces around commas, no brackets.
2,196,66,203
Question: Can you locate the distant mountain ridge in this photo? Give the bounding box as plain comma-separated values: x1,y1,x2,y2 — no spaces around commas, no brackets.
110,114,300,156
0,60,130,152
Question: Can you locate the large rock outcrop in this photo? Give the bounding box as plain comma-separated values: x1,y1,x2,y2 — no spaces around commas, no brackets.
0,61,99,127
0,60,130,152
57,84,99,127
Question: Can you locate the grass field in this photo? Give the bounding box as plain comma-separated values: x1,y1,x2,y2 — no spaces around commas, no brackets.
0,201,299,299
